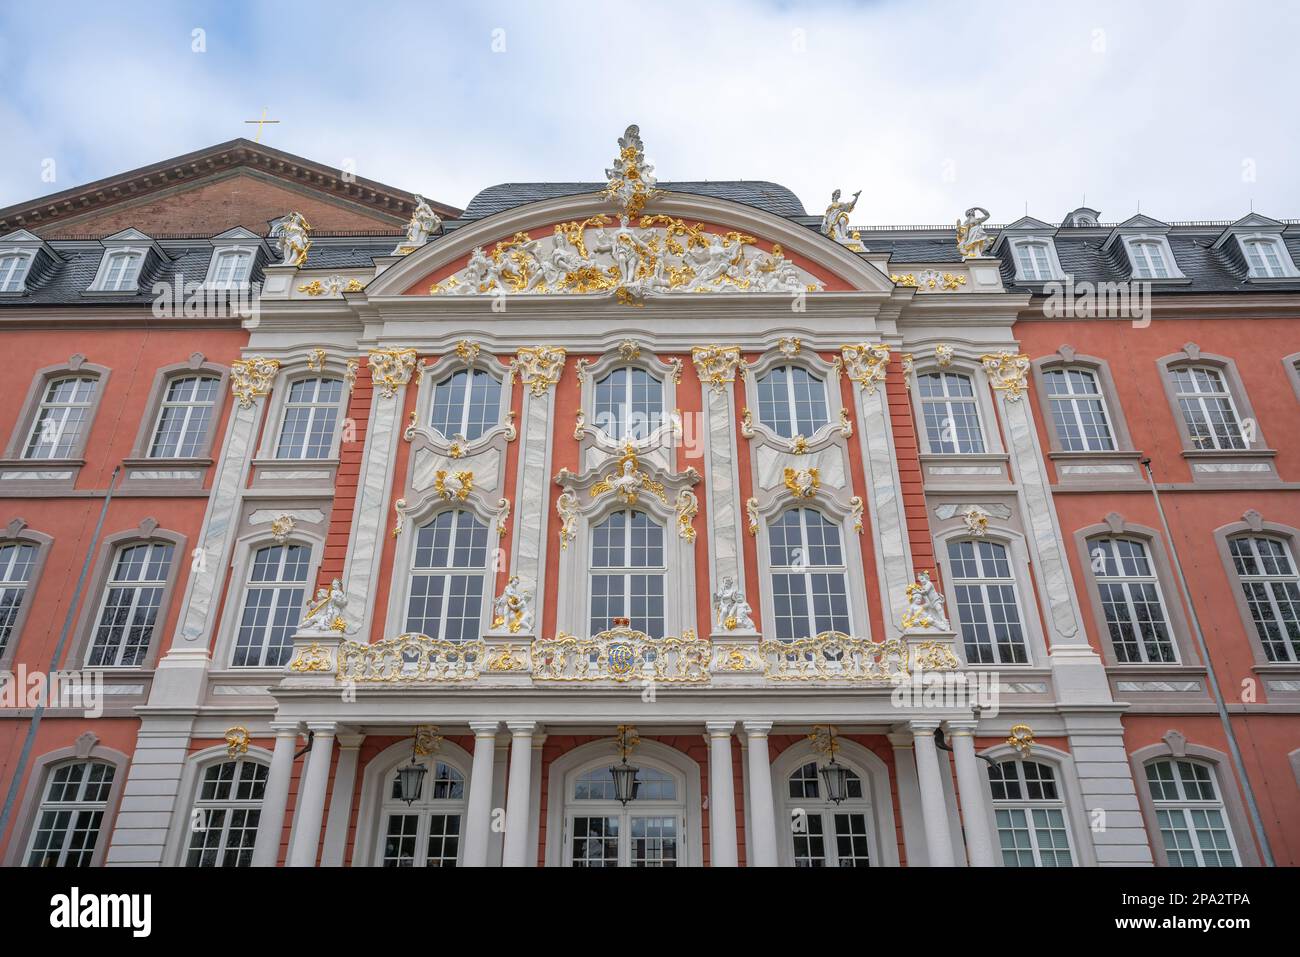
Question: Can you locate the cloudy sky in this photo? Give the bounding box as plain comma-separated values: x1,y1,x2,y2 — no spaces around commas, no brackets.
1,0,1296,225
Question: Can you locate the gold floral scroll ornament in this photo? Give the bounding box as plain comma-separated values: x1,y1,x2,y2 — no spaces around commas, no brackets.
413,726,442,756
1007,723,1035,756
835,343,890,395
306,348,327,371
556,490,579,550
368,348,419,400
674,488,698,542
225,726,251,759
911,640,959,671
230,357,281,409
981,351,1031,401
433,470,474,502
510,346,566,396
290,641,334,672
850,496,864,533
745,496,759,535
486,644,528,673
691,345,746,394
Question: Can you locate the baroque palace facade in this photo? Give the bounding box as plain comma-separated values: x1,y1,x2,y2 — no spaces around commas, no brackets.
0,128,1297,868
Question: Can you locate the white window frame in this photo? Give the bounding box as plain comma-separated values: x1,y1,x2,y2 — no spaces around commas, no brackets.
1236,233,1298,279
23,374,99,460
1228,535,1300,663
1145,759,1240,867
403,509,492,642
592,365,666,442
561,757,686,868
273,375,345,460
916,371,987,454
1010,238,1061,281
588,508,667,639
1170,365,1247,451
782,759,875,867
184,758,268,867
987,759,1076,867
85,541,175,668
1089,537,1178,664
95,249,145,292
206,248,255,289
766,506,852,641
375,756,468,867
755,364,830,439
0,541,38,656
947,538,1032,666
1042,367,1116,452
24,759,116,867
0,250,33,293
428,367,504,443
229,542,314,668
1123,234,1183,280
148,374,220,458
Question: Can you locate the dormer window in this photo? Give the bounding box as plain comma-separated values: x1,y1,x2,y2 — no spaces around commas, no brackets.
0,252,32,293
1012,240,1057,281
1126,239,1171,279
86,229,165,294
994,218,1064,283
202,229,269,289
1241,237,1290,278
210,249,253,287
101,251,143,291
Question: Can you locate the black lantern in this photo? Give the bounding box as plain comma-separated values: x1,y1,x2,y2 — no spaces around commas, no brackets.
608,725,640,805
816,726,851,805
394,730,428,805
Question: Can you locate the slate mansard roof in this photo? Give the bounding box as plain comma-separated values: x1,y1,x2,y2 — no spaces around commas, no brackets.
460,181,808,219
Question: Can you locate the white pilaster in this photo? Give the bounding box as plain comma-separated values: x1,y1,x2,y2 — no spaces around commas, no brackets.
509,364,559,616
887,731,929,866
742,721,778,867
707,721,738,867
104,716,195,866
946,720,996,867
854,372,915,627
502,721,537,866
287,723,335,866
251,722,301,867
699,369,746,600
910,720,955,866
463,721,500,867
320,732,364,866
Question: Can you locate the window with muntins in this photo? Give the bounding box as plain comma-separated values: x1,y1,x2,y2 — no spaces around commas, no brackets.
1228,536,1300,663
567,764,682,867
380,759,465,867
232,544,311,667
1129,240,1171,279
86,541,174,667
210,249,253,287
25,760,115,867
1170,367,1246,451
785,760,871,867
405,510,490,641
756,366,829,438
1043,368,1115,451
593,367,664,441
1014,241,1054,281
101,251,143,290
1146,759,1238,866
24,376,98,459
589,510,665,638
0,542,37,657
1089,537,1176,663
0,252,31,292
149,375,219,457
988,760,1074,866
185,759,267,867
948,539,1029,664
429,369,500,442
768,508,851,641
917,372,985,454
275,377,343,459
1242,238,1287,278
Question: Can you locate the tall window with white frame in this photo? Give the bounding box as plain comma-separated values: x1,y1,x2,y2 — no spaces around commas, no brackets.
1129,240,1171,279
1228,535,1300,663
101,250,143,290
589,510,665,638
232,544,311,667
593,367,664,441
86,541,174,667
379,758,465,867
1242,237,1287,278
0,541,37,657
405,510,490,641
25,760,115,867
1145,759,1239,866
210,249,253,287
0,251,30,292
785,761,872,867
1043,367,1115,451
1014,241,1054,281
987,760,1074,867
1170,366,1246,451
275,377,343,459
185,758,268,867
768,508,851,641
1089,537,1176,664
24,376,97,459
917,372,985,454
429,369,501,442
567,764,682,867
149,375,219,457
948,539,1029,664
756,366,829,438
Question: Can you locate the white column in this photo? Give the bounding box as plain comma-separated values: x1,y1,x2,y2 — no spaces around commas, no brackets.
287,723,335,867
251,722,301,867
320,732,365,866
910,720,955,866
463,721,500,867
742,721,778,867
502,721,537,867
946,720,996,867
887,731,929,867
707,721,738,867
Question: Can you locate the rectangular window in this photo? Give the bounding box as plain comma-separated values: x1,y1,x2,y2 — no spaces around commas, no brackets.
24,376,98,460
232,544,311,667
571,816,620,867
1171,366,1246,451
1129,240,1171,279
405,510,489,641
917,372,985,454
1090,538,1176,663
1044,368,1115,452
1243,238,1286,278
275,377,343,459
0,252,31,292
150,375,219,457
101,251,143,291
25,761,115,867
949,540,1029,665
87,542,174,667
1229,536,1300,662
0,542,37,657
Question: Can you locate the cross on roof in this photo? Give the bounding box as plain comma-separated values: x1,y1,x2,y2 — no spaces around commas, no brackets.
243,107,280,143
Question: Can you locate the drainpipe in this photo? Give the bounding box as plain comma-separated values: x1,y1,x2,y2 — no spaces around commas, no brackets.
0,466,121,839
1141,458,1274,866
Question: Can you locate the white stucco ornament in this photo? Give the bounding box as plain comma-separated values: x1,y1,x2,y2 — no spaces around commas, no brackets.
271,211,312,267
713,575,756,632
955,206,994,258
397,194,442,253
901,570,951,631
820,188,865,251
301,578,348,633
493,575,535,635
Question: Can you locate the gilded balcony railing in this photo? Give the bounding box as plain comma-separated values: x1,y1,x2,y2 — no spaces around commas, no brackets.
759,633,907,681
337,634,484,682
530,626,710,683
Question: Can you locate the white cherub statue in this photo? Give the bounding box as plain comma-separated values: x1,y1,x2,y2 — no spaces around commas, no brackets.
713,575,756,631
902,569,951,631
493,575,535,634
302,578,348,633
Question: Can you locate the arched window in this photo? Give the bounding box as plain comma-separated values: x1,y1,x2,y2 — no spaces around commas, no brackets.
406,510,490,641
1227,535,1300,663
589,510,665,638
756,366,828,438
784,760,872,867
100,250,143,291
1128,239,1171,279
1043,367,1115,452
1145,759,1238,866
987,760,1074,866
149,374,220,458
917,372,985,454
593,366,664,441
948,539,1029,664
429,369,501,442
209,249,253,287
232,544,312,667
275,377,343,459
25,760,116,867
1088,537,1175,663
0,541,38,657
566,763,683,867
378,758,466,867
1170,366,1246,451
1242,237,1287,278
86,541,175,667
185,758,268,867
24,375,98,459
1013,241,1054,281
768,508,850,641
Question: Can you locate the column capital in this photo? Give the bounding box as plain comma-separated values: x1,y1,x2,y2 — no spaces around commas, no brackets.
944,719,979,736
706,721,736,737
886,731,915,749
469,720,501,737
270,721,303,737
742,720,773,737
506,720,539,736
909,719,942,735
337,732,366,749
305,721,338,736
